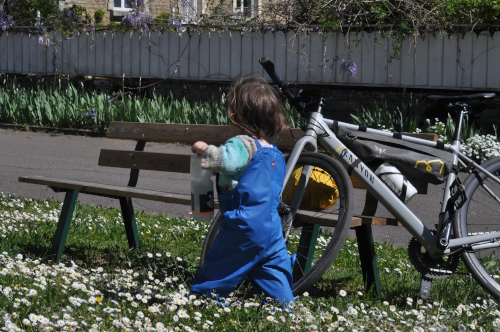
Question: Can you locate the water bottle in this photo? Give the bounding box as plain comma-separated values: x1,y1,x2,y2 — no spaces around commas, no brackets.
375,162,418,203
190,154,214,222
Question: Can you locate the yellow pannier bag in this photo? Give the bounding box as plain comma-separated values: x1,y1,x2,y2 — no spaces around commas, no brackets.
283,167,339,210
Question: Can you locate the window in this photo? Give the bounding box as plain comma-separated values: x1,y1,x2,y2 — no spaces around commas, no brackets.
114,0,132,9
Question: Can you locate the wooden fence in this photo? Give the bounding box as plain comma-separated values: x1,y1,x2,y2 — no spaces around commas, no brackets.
1,30,500,90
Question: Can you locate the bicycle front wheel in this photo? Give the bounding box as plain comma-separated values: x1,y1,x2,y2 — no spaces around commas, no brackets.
281,152,353,295
455,156,500,298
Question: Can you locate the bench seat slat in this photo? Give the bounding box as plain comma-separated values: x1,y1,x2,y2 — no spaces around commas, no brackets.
98,150,191,173
19,176,203,206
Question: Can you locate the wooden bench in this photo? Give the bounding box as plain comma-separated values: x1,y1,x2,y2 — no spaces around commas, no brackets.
19,121,436,297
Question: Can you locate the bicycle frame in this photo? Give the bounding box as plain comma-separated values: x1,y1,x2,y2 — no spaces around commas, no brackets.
283,110,500,259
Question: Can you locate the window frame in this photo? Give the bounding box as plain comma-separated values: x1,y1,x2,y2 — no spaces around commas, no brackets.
114,0,133,10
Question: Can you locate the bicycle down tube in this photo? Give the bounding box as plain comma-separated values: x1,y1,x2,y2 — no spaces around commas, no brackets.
284,111,500,258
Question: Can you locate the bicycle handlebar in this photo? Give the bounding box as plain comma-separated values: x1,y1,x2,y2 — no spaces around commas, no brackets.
259,57,308,114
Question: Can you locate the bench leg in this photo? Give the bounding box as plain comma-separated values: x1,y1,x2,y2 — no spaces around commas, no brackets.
50,189,79,262
293,223,320,282
119,197,141,249
355,224,382,298
356,190,382,297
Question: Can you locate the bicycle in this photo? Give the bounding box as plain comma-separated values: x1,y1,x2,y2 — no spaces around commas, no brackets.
201,57,500,300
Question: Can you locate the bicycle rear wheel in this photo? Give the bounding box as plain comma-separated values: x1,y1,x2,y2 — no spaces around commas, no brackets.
455,156,500,298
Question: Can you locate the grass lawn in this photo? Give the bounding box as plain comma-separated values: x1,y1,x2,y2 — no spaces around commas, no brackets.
1,193,500,331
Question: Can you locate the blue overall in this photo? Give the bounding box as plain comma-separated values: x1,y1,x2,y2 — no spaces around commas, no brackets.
191,139,294,305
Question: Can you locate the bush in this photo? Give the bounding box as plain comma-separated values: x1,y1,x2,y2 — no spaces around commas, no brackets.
94,9,105,24
5,0,59,26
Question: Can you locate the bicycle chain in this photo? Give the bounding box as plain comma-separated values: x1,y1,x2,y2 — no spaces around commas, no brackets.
408,234,460,280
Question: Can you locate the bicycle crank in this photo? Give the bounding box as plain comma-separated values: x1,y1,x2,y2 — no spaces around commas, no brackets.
408,235,460,280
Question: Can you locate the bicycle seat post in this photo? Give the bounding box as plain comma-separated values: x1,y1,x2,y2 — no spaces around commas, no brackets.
450,103,469,143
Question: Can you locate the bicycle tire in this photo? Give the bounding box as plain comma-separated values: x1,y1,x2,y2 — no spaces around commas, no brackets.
455,156,500,298
200,152,353,296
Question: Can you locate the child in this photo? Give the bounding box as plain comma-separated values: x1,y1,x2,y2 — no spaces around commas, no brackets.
190,76,295,306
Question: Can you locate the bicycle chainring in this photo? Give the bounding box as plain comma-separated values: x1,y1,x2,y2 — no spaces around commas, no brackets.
408,235,460,280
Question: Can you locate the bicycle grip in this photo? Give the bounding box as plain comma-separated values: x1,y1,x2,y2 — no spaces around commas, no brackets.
259,57,283,87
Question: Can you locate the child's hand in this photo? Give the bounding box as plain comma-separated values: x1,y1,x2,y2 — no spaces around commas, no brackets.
192,141,208,155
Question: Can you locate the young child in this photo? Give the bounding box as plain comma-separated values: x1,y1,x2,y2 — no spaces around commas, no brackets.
190,76,295,306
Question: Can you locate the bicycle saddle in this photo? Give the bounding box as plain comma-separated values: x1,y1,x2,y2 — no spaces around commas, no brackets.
427,93,496,103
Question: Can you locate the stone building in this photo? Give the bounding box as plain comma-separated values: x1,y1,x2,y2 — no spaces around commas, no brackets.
58,0,264,24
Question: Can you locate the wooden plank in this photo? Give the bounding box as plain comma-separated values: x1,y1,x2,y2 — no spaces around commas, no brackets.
188,31,200,78
39,32,47,74
241,31,252,75
458,32,473,88
230,31,241,79
46,32,56,74
95,32,105,76
360,31,375,84
105,122,305,148
262,30,275,81
472,31,488,89
29,33,38,74
104,32,113,76
140,32,150,77
387,35,402,86
7,32,15,72
0,32,7,72
487,31,500,89
78,32,87,76
321,32,335,83
209,31,220,79
414,34,428,86
274,31,287,81
428,32,444,87
18,176,198,206
400,35,415,86
114,31,124,77
179,31,190,78
98,150,191,173
297,32,310,82
169,32,180,78
335,31,348,83
159,32,170,77
373,32,387,85
14,32,23,73
86,32,96,76
309,31,323,83
70,31,79,75
52,32,62,75
149,31,161,78
286,31,298,82
22,33,29,74
61,32,70,75
252,31,264,77
347,31,361,84
199,31,210,78
442,32,457,87
121,31,132,77
220,31,231,80
131,32,141,77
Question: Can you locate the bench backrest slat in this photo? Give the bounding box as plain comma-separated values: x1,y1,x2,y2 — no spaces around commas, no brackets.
106,122,305,149
99,150,191,173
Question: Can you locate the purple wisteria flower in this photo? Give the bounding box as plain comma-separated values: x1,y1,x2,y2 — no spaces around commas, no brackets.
0,10,14,31
340,57,358,79
38,36,50,47
122,3,154,34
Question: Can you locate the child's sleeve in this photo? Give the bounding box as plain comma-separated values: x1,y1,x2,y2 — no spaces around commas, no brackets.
201,136,255,175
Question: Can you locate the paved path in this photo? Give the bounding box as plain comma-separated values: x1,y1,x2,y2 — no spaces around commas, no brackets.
0,128,449,246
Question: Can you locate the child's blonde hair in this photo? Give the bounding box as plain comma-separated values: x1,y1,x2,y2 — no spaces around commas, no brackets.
227,76,289,139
